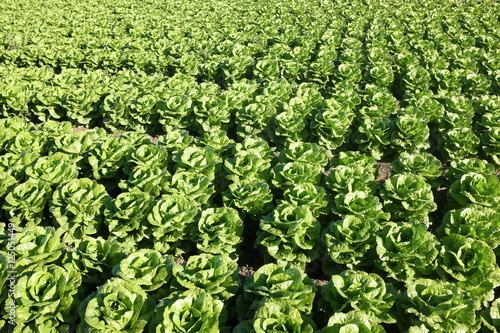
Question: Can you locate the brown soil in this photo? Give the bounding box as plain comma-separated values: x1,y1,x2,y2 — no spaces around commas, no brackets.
73,126,89,133
375,162,392,186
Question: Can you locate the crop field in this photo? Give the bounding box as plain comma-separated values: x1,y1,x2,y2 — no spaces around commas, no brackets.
1,0,500,331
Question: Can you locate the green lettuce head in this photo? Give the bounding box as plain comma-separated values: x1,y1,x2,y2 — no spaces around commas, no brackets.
16,265,82,331
319,270,397,324
78,278,155,333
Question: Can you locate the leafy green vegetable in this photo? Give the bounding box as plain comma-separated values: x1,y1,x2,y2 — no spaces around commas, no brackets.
436,205,500,250
437,127,480,161
50,178,111,244
105,190,155,249
375,221,440,282
331,191,390,223
480,298,500,333
171,253,240,301
78,278,155,332
391,152,443,186
3,179,52,227
322,215,378,269
192,207,244,257
15,265,82,331
112,249,175,292
326,164,377,195
256,203,321,269
380,173,437,223
437,234,500,304
390,115,430,152
118,165,171,197
448,172,500,209
319,269,397,324
396,279,481,332
64,236,125,285
24,152,79,187
236,263,317,318
222,180,274,217
318,311,387,333
446,158,496,184
271,162,323,191
234,301,316,333
174,146,222,181
150,290,227,333
147,194,200,255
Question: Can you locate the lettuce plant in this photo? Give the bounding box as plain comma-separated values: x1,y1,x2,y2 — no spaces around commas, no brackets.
3,179,52,227
192,207,244,256
396,279,481,332
105,190,155,248
164,171,214,207
157,94,193,130
437,234,500,304
318,311,387,333
174,146,222,181
352,116,393,160
437,127,480,161
391,152,443,186
320,270,397,324
147,194,200,255
0,169,16,198
49,129,107,159
445,158,496,183
274,110,309,144
15,265,82,332
256,203,321,269
326,164,377,195
277,141,331,170
200,130,235,160
150,290,227,333
87,136,131,180
78,278,155,333
436,205,500,250
157,129,196,154
112,249,175,292
232,136,275,163
331,191,390,223
380,173,437,222
375,222,440,282
235,102,276,139
50,178,111,244
222,180,274,217
223,150,271,182
448,172,500,209
281,183,328,217
24,152,79,187
63,236,125,285
390,115,430,152
171,254,240,301
119,165,171,197
0,151,38,181
322,215,378,269
9,226,65,274
193,95,231,132
236,263,317,318
480,298,500,333
123,144,170,175
6,130,48,156
234,301,316,333
310,99,355,150
271,162,323,191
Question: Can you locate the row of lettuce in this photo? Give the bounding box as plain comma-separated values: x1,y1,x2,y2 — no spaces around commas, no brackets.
1,67,500,167
0,0,499,88
0,117,500,331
